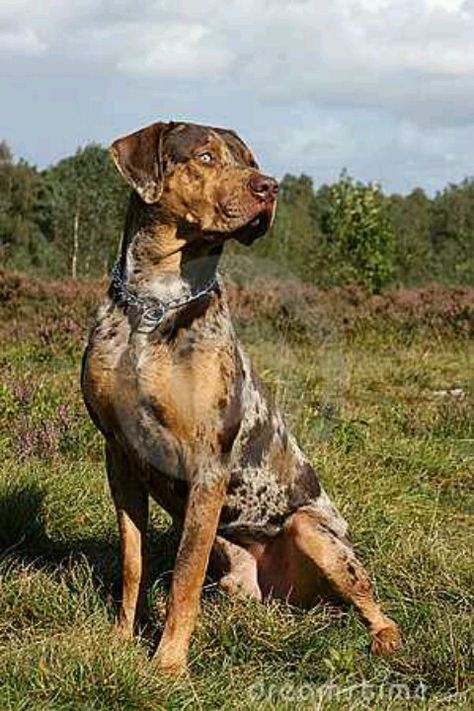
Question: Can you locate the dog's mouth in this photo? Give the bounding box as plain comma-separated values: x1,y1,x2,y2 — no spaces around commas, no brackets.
205,200,275,246
230,207,274,245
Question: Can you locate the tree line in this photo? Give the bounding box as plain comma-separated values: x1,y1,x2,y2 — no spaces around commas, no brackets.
1,140,473,292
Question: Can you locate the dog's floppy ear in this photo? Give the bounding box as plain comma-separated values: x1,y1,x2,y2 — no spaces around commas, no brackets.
109,122,170,204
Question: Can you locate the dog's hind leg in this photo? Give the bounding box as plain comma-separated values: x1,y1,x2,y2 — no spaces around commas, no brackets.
261,508,402,656
106,443,149,640
211,536,262,601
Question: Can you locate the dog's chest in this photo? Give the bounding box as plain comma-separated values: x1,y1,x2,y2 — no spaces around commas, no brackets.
83,305,241,469
135,335,237,444
83,303,325,535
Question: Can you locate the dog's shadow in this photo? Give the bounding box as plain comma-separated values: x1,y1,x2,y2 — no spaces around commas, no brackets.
0,484,182,634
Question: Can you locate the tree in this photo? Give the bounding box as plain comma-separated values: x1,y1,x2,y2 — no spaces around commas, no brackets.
0,141,50,272
1,137,473,288
41,144,128,278
431,179,474,284
320,172,395,292
251,174,322,280
389,188,433,285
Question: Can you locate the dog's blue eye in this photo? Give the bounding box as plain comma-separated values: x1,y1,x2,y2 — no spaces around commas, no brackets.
198,152,213,164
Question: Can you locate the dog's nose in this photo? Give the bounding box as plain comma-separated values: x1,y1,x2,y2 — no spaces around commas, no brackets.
248,174,279,201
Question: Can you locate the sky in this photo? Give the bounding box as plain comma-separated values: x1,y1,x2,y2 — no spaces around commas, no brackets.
1,0,474,194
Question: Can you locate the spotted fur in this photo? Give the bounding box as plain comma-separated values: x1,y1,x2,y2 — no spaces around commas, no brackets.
81,120,401,674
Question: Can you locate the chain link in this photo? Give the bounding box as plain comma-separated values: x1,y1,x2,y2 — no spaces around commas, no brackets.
110,262,219,332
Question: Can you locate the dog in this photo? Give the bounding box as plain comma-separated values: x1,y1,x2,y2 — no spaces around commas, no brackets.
81,120,402,675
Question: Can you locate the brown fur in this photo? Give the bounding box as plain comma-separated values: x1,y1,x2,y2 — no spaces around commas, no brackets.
82,120,401,675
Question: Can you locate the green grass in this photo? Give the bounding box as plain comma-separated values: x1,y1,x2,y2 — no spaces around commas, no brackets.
0,280,473,710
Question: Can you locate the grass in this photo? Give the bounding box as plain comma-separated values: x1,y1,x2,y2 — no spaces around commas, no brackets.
0,273,473,709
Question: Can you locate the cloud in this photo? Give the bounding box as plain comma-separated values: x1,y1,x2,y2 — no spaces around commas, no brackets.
270,113,474,193
1,1,474,128
0,27,46,54
79,21,234,78
1,1,473,192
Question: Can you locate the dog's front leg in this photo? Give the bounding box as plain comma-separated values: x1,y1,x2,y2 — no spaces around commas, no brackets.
153,474,227,675
106,443,149,640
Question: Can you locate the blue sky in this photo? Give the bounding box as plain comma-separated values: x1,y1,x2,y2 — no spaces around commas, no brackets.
1,0,474,194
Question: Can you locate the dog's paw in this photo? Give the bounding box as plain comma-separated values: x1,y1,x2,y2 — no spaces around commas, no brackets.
114,616,134,641
152,651,187,676
371,623,403,656
219,573,262,602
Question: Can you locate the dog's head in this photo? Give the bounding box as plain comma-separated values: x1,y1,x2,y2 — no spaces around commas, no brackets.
110,121,278,245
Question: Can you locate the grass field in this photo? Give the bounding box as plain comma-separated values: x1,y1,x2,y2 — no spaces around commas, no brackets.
0,271,472,710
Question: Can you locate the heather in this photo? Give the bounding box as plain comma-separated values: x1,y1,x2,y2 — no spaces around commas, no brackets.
0,269,472,709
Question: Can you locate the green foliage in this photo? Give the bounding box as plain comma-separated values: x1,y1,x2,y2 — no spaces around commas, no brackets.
389,188,433,285
0,141,48,273
430,178,474,284
1,139,474,288
41,144,129,278
319,173,395,292
255,174,322,280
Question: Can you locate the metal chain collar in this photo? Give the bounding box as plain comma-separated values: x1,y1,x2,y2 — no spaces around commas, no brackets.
109,261,219,332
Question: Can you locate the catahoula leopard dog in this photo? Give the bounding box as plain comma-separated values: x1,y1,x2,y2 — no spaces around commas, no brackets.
81,120,402,674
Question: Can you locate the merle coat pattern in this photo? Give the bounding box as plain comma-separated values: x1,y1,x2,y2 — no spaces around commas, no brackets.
81,120,402,675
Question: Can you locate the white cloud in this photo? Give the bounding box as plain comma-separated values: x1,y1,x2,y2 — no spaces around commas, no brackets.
1,0,474,191
2,1,474,128
0,28,46,54
78,21,234,78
